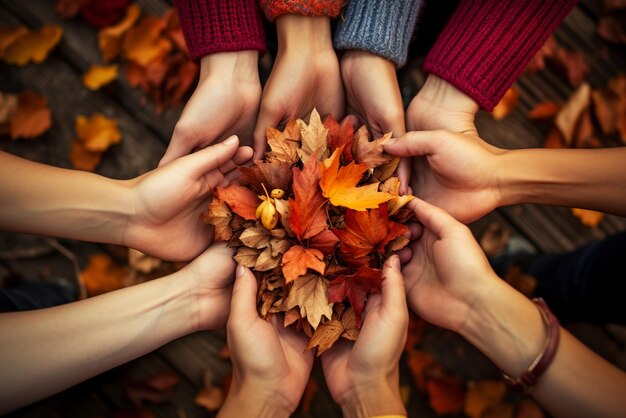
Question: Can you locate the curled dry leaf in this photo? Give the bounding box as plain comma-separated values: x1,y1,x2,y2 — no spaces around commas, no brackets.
83,64,118,90
8,91,52,140
98,3,141,62
1,25,63,66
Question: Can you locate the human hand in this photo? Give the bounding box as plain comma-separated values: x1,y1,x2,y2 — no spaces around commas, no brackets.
384,130,505,223
124,137,252,261
321,255,407,418
401,198,501,333
253,15,344,159
159,51,261,166
218,266,314,418
340,50,411,191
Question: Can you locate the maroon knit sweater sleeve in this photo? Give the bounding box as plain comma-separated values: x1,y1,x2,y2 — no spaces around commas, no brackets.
424,0,578,111
174,0,266,63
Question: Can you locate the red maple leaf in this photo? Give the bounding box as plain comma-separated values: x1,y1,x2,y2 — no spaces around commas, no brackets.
215,183,258,221
324,115,354,162
327,266,382,326
333,203,408,258
289,154,329,240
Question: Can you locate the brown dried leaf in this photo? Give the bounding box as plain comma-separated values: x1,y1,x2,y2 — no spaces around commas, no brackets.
297,108,329,163
543,127,566,149
340,307,359,341
351,127,393,169
592,87,620,135
234,247,260,268
372,156,400,182
201,197,233,241
306,319,343,355
255,247,281,271
281,274,333,329
239,226,272,249
266,119,301,164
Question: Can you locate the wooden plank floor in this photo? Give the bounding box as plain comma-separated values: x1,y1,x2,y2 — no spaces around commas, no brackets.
1,1,625,417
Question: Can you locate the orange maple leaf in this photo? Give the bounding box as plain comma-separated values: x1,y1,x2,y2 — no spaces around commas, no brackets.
215,183,258,221
324,115,353,162
122,15,172,66
9,91,51,140
333,204,408,259
289,155,328,240
319,146,392,211
282,245,325,283
1,25,63,66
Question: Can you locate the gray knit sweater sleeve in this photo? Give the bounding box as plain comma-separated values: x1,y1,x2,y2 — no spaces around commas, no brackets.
334,0,422,67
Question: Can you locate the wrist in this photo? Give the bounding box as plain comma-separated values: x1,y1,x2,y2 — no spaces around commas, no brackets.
339,376,406,418
219,379,292,418
417,74,479,116
199,51,260,84
276,15,333,54
460,277,547,378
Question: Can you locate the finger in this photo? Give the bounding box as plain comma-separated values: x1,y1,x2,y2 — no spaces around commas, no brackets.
397,157,412,195
384,131,444,157
229,265,258,323
407,198,460,237
381,255,407,312
217,147,254,175
253,105,282,161
159,134,196,167
345,114,360,129
182,136,240,178
397,247,413,264
407,223,423,241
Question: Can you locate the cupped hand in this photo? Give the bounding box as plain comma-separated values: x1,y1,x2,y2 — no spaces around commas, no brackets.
253,15,344,159
219,266,314,418
321,255,408,418
402,198,499,333
384,130,505,223
160,51,261,166
125,137,252,261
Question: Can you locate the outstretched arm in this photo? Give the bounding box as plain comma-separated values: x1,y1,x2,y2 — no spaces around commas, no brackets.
403,198,626,418
0,243,236,414
0,139,252,260
384,131,626,222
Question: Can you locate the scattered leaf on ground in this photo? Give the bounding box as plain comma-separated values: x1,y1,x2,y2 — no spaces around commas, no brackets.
9,91,51,140
492,87,519,120
75,113,122,152
81,253,129,296
571,207,604,228
83,64,118,90
2,25,63,66
98,3,141,62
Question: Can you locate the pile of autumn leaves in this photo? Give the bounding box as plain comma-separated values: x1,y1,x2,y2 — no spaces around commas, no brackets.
202,110,415,354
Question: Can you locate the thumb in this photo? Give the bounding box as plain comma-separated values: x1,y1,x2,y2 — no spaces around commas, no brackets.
229,265,259,323
177,136,240,179
408,198,462,238
384,131,443,157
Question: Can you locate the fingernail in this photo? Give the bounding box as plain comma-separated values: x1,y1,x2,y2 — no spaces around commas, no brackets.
236,264,245,277
385,138,397,146
223,135,238,145
390,255,401,271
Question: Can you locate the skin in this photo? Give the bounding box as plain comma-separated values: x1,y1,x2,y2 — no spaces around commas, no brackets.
160,51,261,165
403,198,626,418
0,138,253,261
252,15,344,160
321,255,408,418
0,242,237,413
218,266,314,418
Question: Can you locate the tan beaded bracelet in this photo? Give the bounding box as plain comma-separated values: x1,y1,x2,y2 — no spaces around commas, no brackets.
501,297,561,393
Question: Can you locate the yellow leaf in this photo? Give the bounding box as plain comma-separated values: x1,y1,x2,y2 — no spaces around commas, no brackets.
83,64,118,90
75,113,122,152
2,25,63,66
98,3,141,62
320,147,393,211
122,15,172,66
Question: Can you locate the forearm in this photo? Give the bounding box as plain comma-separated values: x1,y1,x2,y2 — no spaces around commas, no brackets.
0,271,196,413
498,147,626,216
218,382,292,418
463,280,626,418
339,374,406,418
0,152,132,244
276,14,333,53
